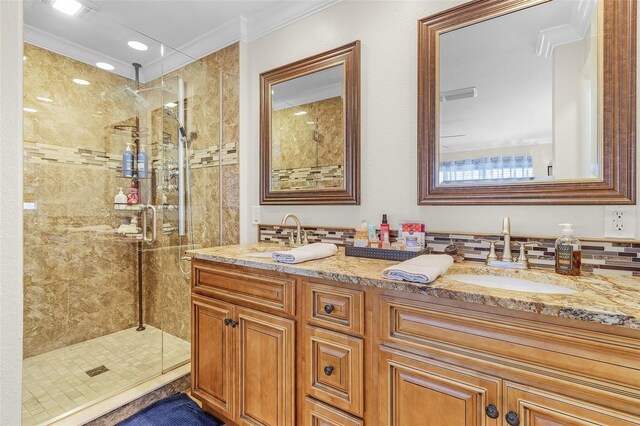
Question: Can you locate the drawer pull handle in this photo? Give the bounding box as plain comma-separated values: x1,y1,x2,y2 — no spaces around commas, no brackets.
324,304,335,314
323,365,334,376
505,411,520,426
224,319,232,326
230,320,238,328
485,404,499,419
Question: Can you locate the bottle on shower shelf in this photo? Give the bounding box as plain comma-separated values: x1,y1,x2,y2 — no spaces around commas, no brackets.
122,143,134,177
127,174,139,205
137,144,148,178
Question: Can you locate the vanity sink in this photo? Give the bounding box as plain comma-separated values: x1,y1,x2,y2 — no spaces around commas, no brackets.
447,274,577,294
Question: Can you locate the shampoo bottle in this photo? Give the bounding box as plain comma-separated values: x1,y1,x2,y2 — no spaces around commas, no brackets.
123,143,134,177
137,145,148,178
555,224,581,276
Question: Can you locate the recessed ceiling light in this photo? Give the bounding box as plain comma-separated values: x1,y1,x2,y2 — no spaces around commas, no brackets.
72,78,90,86
164,102,177,108
23,56,27,61
96,62,114,71
51,0,83,16
128,41,148,51
36,97,53,103
293,111,307,116
23,108,38,113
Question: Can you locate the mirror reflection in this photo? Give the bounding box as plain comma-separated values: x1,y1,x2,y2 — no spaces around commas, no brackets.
270,64,345,192
438,0,599,185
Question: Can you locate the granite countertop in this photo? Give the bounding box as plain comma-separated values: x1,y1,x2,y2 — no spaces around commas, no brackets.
187,243,640,330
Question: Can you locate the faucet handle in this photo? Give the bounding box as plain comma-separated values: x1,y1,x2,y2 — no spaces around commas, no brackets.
480,239,499,262
301,230,308,245
515,241,541,266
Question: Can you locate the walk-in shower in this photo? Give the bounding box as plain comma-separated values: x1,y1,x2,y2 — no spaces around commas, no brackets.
21,1,233,423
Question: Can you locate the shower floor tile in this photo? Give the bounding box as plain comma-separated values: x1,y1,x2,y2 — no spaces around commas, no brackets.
22,326,190,426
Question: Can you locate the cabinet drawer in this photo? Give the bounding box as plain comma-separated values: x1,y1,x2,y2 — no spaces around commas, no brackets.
193,261,295,315
302,397,363,426
380,296,640,393
305,281,364,336
305,326,364,417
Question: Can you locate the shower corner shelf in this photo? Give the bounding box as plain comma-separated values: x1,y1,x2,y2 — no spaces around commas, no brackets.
115,204,144,212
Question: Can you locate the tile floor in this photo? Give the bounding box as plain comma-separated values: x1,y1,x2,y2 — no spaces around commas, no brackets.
22,326,190,426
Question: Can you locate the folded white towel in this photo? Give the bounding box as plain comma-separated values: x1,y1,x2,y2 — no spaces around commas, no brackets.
272,243,338,264
383,254,453,284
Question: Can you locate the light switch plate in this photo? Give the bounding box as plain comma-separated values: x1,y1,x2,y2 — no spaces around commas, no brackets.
603,206,636,239
252,206,261,225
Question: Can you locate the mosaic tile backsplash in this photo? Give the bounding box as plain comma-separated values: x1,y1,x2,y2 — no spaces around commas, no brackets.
258,224,640,276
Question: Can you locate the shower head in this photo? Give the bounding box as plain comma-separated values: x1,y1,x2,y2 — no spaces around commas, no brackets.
163,106,187,139
115,86,152,110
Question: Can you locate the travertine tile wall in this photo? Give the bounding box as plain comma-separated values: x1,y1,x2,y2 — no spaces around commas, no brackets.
272,96,344,170
142,43,240,341
23,44,140,357
259,224,640,277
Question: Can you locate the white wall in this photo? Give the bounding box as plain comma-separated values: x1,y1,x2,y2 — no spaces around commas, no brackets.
240,0,640,242
0,0,24,424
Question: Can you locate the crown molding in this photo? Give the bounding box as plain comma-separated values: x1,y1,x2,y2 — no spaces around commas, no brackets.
23,24,136,81
244,0,342,42
25,0,342,83
535,0,593,58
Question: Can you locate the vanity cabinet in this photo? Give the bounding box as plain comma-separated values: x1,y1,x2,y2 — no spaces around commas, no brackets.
191,258,640,426
191,261,295,426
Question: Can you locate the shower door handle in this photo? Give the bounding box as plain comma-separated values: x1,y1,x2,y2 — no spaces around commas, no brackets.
142,204,157,244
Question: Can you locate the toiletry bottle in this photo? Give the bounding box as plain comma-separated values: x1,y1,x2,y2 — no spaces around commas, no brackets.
127,175,139,205
123,143,134,177
381,233,391,249
114,188,127,209
380,214,390,243
137,145,148,178
354,220,369,248
555,224,581,276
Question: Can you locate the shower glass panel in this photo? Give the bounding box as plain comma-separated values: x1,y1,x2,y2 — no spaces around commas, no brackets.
21,3,221,424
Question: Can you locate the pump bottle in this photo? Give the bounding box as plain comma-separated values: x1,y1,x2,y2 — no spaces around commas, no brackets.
555,224,581,276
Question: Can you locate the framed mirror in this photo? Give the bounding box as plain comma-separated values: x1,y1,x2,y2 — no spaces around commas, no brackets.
418,0,636,205
260,41,360,205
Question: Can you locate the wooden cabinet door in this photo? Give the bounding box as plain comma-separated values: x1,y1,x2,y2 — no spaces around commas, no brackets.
191,295,234,418
235,306,295,426
379,347,501,426
505,381,640,426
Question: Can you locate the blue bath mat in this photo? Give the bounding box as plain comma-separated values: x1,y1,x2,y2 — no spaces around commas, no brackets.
117,393,224,426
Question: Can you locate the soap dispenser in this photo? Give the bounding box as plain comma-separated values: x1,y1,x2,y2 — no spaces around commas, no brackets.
114,188,127,209
555,224,581,276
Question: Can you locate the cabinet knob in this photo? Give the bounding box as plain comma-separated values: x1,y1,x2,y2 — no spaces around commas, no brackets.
485,404,499,419
323,365,334,376
505,411,520,426
230,320,238,328
323,304,335,314
224,318,232,326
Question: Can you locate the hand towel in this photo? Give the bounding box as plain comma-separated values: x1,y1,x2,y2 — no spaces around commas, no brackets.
272,243,338,264
382,254,453,284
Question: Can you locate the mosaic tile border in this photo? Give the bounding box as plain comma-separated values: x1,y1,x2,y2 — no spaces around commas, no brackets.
23,141,238,171
258,224,640,277
271,165,343,190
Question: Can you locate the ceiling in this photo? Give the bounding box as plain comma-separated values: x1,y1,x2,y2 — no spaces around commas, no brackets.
23,0,340,82
439,0,595,153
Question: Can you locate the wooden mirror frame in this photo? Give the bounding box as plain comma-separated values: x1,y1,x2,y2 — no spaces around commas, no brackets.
260,41,361,205
418,0,636,205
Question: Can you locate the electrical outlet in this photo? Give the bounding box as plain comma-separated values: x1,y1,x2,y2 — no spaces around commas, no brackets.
251,206,261,225
604,206,636,239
